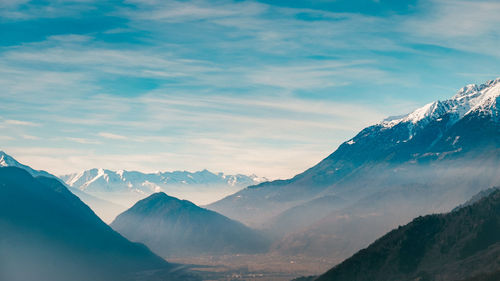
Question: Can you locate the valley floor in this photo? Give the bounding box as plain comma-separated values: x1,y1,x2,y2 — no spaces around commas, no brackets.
168,254,335,281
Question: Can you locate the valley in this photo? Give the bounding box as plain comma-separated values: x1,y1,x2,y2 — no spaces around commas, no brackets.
170,254,333,281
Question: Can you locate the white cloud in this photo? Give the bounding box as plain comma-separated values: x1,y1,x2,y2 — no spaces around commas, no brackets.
21,134,39,140
3,119,40,126
123,0,266,22
66,137,101,144
247,60,391,91
98,132,127,140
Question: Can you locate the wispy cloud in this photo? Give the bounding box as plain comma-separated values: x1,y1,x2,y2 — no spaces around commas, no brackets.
3,119,40,126
402,0,500,57
21,134,39,140
66,137,101,145
98,132,127,140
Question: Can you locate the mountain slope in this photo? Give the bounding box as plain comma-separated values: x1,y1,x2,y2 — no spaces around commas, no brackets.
0,167,198,281
315,189,500,281
111,192,270,257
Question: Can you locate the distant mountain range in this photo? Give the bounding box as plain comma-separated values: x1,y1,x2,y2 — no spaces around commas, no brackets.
61,168,267,208
208,78,500,261
111,192,270,257
314,188,500,281
0,166,199,281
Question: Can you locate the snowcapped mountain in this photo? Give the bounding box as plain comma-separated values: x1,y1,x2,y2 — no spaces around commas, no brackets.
208,77,500,261
61,168,267,207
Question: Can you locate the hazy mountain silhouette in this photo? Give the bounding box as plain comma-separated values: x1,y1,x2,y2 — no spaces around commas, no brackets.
0,167,199,281
111,192,270,257
314,189,500,281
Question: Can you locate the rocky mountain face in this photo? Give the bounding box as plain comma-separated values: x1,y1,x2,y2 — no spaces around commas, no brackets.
0,167,199,281
208,78,500,261
314,189,500,281
111,192,270,257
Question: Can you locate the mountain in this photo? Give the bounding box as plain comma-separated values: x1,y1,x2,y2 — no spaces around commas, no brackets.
111,192,270,257
0,166,199,281
61,168,267,207
208,78,500,260
314,188,500,281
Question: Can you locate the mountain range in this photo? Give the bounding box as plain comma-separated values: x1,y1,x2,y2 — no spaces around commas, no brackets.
111,192,270,257
313,188,500,281
0,166,199,281
61,168,266,211
208,77,500,261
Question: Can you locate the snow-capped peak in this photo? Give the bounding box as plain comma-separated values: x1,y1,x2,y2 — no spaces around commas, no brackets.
0,151,21,167
0,151,55,178
381,77,500,128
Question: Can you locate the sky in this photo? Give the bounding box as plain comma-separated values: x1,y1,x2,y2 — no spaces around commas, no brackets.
1,0,500,179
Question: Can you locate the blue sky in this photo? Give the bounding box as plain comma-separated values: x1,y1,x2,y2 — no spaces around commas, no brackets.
1,0,499,178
